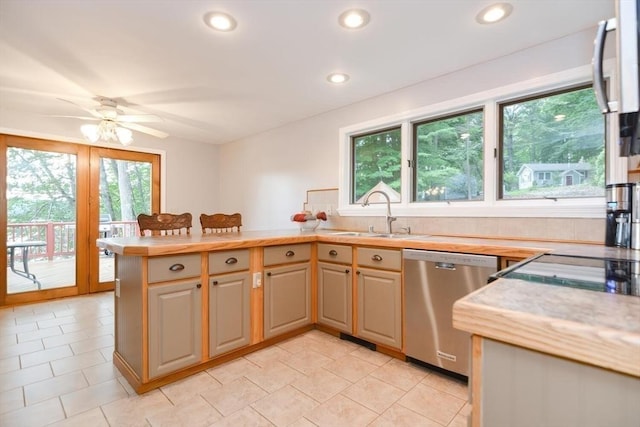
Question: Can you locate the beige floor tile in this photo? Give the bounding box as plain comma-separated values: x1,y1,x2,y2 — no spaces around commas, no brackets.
147,395,223,426
210,406,274,427
368,403,443,427
349,345,392,366
304,336,358,359
0,387,24,415
323,354,378,382
47,407,110,427
0,397,66,427
397,382,466,426
99,346,114,362
244,345,292,367
83,324,114,339
0,363,52,393
37,315,77,329
0,339,44,359
20,344,73,368
305,394,378,427
207,357,260,384
50,350,106,376
281,349,333,375
14,312,55,325
290,367,351,403
341,376,405,414
102,389,173,426
251,385,318,426
24,371,88,405
81,362,122,385
0,334,17,346
42,331,90,349
17,325,63,343
59,320,103,334
201,377,268,416
0,356,20,375
420,371,468,400
369,358,429,391
288,417,317,427
60,378,128,417
160,371,221,405
69,334,114,354
244,360,303,393
0,322,37,337
276,334,318,354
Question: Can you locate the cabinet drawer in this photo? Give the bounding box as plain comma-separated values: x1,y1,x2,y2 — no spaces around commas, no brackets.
148,254,201,283
357,247,402,271
264,243,311,266
209,249,250,274
318,243,352,264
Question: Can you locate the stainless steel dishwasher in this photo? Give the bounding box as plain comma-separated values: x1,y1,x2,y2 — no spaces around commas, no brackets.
403,249,497,377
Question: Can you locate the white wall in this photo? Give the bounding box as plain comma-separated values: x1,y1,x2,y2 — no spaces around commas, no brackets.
219,28,605,231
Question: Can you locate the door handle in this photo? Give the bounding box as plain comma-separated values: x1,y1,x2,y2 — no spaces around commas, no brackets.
225,257,238,264
169,263,185,272
593,18,617,113
435,262,456,271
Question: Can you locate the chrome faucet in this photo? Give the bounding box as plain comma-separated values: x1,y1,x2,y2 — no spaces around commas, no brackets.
361,190,396,234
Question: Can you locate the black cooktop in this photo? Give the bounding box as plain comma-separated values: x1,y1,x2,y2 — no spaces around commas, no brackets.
491,254,640,297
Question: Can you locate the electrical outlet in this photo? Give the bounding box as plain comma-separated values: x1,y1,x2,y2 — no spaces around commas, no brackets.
115,278,120,298
253,272,262,288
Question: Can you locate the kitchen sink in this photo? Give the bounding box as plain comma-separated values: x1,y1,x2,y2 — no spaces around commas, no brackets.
329,231,428,239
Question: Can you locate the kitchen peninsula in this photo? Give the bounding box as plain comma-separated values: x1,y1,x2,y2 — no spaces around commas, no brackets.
97,229,640,418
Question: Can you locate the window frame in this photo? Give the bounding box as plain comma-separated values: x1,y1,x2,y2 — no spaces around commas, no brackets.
338,61,624,219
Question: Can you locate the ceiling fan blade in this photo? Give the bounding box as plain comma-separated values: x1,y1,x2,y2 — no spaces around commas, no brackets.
56,98,102,118
47,115,100,121
116,114,162,123
120,122,169,139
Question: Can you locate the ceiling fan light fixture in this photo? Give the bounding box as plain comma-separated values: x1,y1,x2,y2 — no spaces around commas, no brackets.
204,12,237,32
80,121,134,146
476,3,513,24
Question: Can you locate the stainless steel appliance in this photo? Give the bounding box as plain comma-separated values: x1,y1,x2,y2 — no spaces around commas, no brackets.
403,250,497,377
606,183,634,247
593,0,640,156
491,253,640,297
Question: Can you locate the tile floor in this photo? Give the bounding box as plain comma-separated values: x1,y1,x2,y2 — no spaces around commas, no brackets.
0,292,470,426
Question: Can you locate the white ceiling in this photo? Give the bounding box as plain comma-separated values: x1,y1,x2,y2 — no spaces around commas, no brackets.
0,0,614,146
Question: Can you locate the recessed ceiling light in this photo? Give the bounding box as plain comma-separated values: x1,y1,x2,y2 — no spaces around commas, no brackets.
338,9,370,29
476,3,513,24
203,12,237,32
327,73,350,84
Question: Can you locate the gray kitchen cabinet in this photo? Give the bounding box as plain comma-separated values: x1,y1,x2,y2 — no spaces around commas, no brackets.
208,250,251,357
479,338,640,427
148,279,202,379
263,244,311,339
317,243,353,333
356,247,402,349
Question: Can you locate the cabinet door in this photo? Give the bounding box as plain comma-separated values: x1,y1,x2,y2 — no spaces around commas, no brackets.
356,267,401,349
264,263,311,339
317,261,352,333
209,272,251,357
148,280,202,379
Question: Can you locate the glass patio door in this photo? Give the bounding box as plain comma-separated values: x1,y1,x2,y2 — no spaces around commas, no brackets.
89,147,159,293
2,135,90,306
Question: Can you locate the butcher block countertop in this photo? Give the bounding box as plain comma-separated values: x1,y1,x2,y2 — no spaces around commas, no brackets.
453,278,640,377
96,228,639,259
97,228,640,376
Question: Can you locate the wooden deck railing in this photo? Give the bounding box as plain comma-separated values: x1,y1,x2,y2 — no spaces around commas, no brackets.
7,221,138,261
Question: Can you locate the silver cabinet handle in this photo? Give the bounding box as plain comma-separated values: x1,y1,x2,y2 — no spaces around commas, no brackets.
169,263,185,272
435,262,456,271
371,254,383,262
225,257,238,264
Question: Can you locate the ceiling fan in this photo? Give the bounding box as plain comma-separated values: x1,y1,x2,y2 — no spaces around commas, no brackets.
53,97,169,146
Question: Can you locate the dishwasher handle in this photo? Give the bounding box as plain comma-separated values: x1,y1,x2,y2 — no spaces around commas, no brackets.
435,262,456,271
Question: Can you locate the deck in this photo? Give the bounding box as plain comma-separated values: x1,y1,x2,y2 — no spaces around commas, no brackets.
7,254,115,294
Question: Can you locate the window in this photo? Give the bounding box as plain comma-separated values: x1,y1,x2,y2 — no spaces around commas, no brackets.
499,85,605,200
339,63,619,218
351,127,401,203
413,110,484,202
